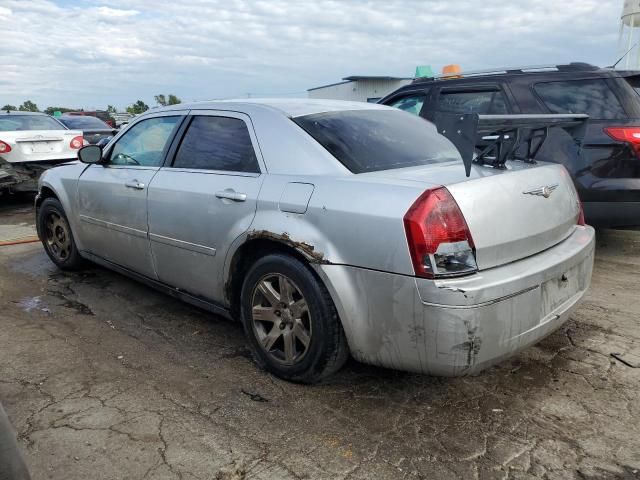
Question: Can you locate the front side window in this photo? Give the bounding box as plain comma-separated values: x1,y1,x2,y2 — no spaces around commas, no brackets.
534,79,627,119
294,109,461,173
172,116,260,173
387,92,428,116
437,89,508,114
109,116,180,167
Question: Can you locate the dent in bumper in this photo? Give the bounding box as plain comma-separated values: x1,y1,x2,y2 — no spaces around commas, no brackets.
315,226,595,376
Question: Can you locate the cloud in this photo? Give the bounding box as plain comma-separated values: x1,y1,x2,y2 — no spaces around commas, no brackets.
0,0,623,110
93,6,139,17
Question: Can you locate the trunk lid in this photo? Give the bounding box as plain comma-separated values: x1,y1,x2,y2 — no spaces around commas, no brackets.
368,160,580,270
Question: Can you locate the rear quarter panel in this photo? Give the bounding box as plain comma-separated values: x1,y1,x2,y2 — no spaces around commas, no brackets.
226,173,427,279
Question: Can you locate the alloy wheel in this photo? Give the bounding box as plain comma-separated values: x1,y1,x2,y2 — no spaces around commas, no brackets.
44,211,71,262
251,274,312,365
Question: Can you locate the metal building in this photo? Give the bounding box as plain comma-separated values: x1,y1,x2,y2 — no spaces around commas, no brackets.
619,0,640,69
307,76,412,103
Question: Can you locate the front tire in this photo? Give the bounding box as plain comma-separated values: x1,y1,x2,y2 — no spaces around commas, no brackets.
240,253,349,383
37,197,84,270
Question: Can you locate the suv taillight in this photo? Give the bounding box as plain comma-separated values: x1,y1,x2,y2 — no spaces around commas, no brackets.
0,140,11,153
604,127,640,156
403,187,478,279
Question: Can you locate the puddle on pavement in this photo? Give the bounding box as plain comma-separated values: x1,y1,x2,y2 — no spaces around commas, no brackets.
6,249,57,278
14,296,50,314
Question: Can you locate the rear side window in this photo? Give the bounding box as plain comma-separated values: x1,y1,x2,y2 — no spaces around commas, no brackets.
387,92,428,116
625,75,640,95
437,89,508,114
534,79,627,119
172,116,260,173
294,109,461,173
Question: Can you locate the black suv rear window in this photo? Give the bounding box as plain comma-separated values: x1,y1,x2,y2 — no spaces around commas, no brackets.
534,79,627,119
293,109,461,173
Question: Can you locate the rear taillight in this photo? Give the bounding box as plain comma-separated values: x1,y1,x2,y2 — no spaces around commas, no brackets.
0,140,11,154
577,201,586,226
403,187,478,279
69,136,84,149
604,127,640,156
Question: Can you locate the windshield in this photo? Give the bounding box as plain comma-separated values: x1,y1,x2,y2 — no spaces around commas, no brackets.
0,115,66,131
293,109,461,173
59,116,110,129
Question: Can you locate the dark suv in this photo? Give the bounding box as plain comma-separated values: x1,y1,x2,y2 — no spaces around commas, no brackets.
380,63,640,227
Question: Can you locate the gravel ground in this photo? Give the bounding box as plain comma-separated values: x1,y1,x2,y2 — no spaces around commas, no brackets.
0,197,639,480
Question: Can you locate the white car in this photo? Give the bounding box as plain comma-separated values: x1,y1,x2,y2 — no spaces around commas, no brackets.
0,111,83,192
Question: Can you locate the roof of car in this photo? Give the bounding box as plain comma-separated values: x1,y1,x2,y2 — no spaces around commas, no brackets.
0,111,48,116
407,63,624,87
152,98,390,118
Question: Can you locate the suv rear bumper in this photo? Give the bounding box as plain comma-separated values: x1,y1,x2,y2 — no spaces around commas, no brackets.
316,226,595,376
584,201,640,227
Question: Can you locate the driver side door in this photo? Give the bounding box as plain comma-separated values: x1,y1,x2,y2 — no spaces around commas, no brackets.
77,112,186,278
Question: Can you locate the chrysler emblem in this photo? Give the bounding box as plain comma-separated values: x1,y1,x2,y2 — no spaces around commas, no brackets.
523,184,558,198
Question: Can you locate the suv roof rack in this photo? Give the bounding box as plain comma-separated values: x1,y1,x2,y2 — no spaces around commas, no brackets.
412,62,600,83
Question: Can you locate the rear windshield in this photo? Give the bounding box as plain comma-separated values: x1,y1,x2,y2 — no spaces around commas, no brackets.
0,115,66,131
293,109,461,173
59,116,110,129
533,79,627,119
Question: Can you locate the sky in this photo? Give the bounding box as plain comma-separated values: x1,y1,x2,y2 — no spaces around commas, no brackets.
0,0,625,111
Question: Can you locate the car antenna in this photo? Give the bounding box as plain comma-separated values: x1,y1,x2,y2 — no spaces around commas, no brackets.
609,42,639,69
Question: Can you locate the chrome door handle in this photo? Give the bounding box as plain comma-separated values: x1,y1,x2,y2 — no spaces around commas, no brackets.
215,190,247,202
125,180,145,190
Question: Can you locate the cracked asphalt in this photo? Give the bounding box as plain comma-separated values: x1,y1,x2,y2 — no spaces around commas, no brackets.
1,197,640,479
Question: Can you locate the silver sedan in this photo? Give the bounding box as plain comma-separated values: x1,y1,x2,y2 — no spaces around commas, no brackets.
35,99,595,383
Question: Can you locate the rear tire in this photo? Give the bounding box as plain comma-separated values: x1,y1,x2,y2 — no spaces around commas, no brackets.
240,253,349,383
37,198,84,270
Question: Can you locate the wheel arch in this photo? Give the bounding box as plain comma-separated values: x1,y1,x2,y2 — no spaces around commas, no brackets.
36,171,86,252
224,235,333,322
35,185,59,209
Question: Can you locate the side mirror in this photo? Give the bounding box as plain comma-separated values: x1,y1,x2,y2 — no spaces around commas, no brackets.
78,144,103,164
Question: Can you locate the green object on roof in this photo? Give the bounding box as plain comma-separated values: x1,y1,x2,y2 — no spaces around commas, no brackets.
415,65,434,78
53,111,62,117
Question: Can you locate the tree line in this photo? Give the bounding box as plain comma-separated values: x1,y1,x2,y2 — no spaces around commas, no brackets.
2,94,182,116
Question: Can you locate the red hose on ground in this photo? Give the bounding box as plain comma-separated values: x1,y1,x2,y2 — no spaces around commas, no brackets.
0,237,40,246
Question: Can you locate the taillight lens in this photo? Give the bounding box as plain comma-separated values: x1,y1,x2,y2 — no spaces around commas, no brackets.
69,136,84,149
403,187,478,279
0,140,12,153
604,127,640,156
577,201,585,226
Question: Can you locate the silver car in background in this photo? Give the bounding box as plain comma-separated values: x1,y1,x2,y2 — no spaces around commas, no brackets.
35,99,595,383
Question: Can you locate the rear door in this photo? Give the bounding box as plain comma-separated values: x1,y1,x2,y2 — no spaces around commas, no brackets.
147,111,265,303
77,112,186,278
427,84,513,122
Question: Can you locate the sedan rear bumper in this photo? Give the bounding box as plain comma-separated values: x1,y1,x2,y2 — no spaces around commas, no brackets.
316,225,595,376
